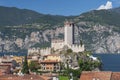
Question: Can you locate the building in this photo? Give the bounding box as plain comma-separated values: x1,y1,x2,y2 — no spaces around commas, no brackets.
43,54,61,61
111,72,120,80
40,54,61,72
80,71,120,80
51,21,85,52
12,56,23,66
28,21,85,56
0,64,11,75
64,21,74,45
28,47,51,56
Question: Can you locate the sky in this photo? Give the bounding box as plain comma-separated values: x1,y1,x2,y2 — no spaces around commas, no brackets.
0,0,120,16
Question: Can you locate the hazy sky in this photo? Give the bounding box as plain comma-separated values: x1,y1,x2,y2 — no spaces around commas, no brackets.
0,0,120,16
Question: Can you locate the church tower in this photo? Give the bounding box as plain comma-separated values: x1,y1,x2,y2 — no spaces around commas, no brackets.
64,21,74,45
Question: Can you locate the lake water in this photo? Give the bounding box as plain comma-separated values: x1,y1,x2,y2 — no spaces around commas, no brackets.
94,54,120,72
0,52,120,71
0,52,27,56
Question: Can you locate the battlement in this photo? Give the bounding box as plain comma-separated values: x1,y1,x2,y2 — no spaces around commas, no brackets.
67,44,85,53
40,47,51,56
64,21,74,27
28,48,40,55
28,47,51,56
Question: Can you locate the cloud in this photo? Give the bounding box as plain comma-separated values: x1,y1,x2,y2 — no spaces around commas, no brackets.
97,1,113,10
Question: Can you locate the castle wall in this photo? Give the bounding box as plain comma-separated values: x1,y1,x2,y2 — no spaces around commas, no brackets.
68,44,85,53
40,47,51,56
28,48,40,55
28,47,51,56
51,41,64,51
28,21,85,55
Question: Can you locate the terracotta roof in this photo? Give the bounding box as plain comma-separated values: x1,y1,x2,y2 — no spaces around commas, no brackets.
27,56,32,59
40,76,52,80
0,66,10,70
44,54,60,57
0,74,49,80
0,63,12,67
80,71,112,80
111,72,120,80
0,64,11,66
40,60,60,63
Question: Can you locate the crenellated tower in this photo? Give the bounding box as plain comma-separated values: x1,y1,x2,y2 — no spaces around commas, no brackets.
64,21,74,45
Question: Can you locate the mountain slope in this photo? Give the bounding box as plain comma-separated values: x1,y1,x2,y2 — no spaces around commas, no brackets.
73,7,120,53
0,6,73,26
77,9,120,27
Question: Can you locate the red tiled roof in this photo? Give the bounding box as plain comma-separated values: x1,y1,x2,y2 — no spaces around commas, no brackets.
0,64,11,66
111,72,120,80
0,74,50,80
40,60,60,63
80,71,112,80
44,54,60,57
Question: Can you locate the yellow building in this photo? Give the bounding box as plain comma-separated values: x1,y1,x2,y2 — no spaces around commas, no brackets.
12,56,23,65
44,54,61,61
40,54,61,72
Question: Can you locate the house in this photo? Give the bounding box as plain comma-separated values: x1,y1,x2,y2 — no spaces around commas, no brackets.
40,54,61,72
80,71,120,80
111,72,120,80
12,56,23,65
0,64,11,75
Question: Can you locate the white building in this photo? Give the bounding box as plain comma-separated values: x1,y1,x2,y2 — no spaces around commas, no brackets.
51,21,85,52
64,21,74,45
28,47,51,56
28,21,85,55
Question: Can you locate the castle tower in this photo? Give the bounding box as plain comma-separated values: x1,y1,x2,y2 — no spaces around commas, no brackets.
64,21,74,45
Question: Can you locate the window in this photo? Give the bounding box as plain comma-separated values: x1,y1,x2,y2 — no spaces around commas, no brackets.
92,78,95,80
92,78,100,80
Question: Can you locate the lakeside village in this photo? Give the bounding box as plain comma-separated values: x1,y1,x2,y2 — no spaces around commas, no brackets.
0,21,119,80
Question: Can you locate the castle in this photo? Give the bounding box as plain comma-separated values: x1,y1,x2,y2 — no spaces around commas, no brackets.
28,21,85,55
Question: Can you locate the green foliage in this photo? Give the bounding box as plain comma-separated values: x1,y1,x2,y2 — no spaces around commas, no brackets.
78,58,102,72
67,49,73,54
29,61,39,72
64,51,102,78
21,56,29,74
59,76,69,80
80,40,83,47
31,42,51,48
78,59,92,71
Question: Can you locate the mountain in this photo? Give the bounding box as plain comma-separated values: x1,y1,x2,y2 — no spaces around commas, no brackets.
0,6,73,26
0,6,120,53
77,9,120,27
73,7,120,53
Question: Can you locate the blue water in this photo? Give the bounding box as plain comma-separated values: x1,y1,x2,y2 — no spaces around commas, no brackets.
0,52,27,56
94,54,120,72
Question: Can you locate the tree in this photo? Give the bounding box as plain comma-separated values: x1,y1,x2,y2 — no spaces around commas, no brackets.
80,40,83,47
67,49,73,54
21,56,29,74
29,61,38,72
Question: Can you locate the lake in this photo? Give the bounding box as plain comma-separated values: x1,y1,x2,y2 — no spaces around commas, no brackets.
0,52,27,56
94,54,120,72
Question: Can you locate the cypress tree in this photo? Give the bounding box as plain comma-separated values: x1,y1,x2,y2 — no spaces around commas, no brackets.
21,55,29,74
